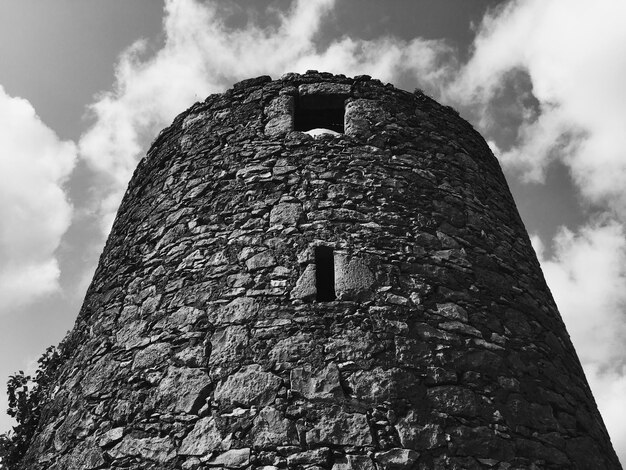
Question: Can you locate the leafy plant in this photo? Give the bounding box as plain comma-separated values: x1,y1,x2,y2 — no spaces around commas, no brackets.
0,340,67,469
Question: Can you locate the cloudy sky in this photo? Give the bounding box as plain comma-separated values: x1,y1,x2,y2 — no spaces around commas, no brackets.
1,0,625,463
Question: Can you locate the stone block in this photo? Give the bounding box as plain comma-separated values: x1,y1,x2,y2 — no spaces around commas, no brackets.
209,325,249,370
516,438,569,465
332,455,375,470
108,436,175,463
290,362,344,400
214,364,282,407
374,448,419,470
246,251,277,271
66,439,104,470
251,406,299,447
287,447,331,466
179,417,223,456
270,202,303,226
449,426,514,460
344,99,379,138
158,306,204,331
346,367,399,404
207,448,251,468
98,427,124,448
265,96,294,137
268,332,317,367
298,83,351,96
434,303,468,322
427,385,478,417
132,342,172,369
306,407,372,446
156,366,210,413
334,254,375,300
214,297,260,324
291,264,317,300
396,411,446,450
324,330,377,365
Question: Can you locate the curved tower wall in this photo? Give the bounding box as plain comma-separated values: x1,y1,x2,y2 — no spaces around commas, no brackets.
22,72,620,469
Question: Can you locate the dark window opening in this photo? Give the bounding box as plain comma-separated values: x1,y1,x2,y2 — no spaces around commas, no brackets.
294,94,345,133
315,246,336,301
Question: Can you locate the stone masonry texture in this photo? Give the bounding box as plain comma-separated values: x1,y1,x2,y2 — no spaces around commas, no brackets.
19,72,621,469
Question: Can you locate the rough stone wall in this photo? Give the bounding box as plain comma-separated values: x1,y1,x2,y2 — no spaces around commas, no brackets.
20,72,621,469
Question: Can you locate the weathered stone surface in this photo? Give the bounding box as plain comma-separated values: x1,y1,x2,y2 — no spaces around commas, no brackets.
299,82,351,96
374,448,420,470
214,297,260,324
516,438,569,465
334,254,375,300
324,329,377,365
115,319,149,349
19,72,621,470
80,359,118,397
98,427,124,447
396,411,446,450
434,303,468,322
394,337,431,368
344,99,379,138
290,362,344,400
265,96,294,137
108,436,175,463
132,342,171,369
52,410,88,452
157,306,204,331
332,454,375,470
207,448,251,468
156,366,210,413
306,407,372,446
449,426,514,461
270,202,303,226
268,332,317,367
246,251,277,271
565,436,606,468
346,367,399,403
214,364,282,406
66,440,104,470
501,393,560,432
179,417,223,456
287,447,330,466
438,320,482,337
427,385,478,417
251,406,299,447
291,264,317,300
209,325,249,371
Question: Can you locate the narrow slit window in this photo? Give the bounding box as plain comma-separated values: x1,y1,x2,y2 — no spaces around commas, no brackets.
294,95,345,133
315,246,336,301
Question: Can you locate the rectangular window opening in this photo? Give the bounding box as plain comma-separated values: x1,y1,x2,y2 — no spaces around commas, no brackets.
294,95,345,133
315,246,336,301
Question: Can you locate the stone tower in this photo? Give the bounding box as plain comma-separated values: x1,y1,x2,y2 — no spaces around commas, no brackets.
20,72,620,469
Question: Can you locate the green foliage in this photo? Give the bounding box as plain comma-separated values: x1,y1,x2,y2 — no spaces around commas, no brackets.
0,341,66,469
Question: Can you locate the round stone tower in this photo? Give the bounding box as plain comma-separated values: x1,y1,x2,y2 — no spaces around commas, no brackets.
21,72,620,469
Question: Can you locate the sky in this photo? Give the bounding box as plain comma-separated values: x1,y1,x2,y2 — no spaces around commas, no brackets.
0,0,625,463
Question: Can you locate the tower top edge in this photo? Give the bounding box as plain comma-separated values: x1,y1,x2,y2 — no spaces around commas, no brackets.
224,70,429,101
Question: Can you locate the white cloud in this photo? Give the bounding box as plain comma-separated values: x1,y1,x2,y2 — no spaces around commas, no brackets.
0,86,77,312
534,221,626,461
79,0,453,232
79,0,335,232
450,0,626,216
536,222,626,366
